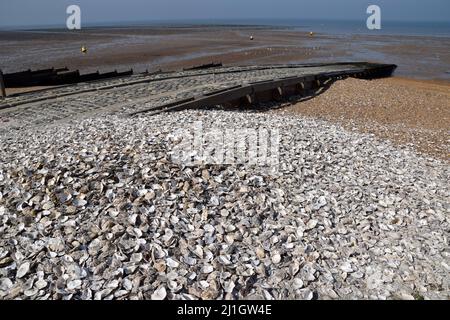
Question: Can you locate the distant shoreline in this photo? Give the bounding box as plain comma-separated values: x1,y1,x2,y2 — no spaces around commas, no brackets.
2,19,450,37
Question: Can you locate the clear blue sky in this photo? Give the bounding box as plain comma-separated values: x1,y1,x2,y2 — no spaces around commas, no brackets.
0,0,449,27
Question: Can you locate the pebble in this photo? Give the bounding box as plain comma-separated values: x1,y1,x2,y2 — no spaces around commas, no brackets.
67,279,82,290
271,253,282,264
292,278,304,290
151,286,167,300
201,265,214,274
340,262,354,273
35,279,48,290
16,262,30,279
306,219,318,230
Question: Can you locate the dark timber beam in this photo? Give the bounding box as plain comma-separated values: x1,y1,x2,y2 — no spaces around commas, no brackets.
0,70,6,99
131,63,397,116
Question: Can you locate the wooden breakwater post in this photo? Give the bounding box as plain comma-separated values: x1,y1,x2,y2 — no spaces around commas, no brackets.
0,69,6,98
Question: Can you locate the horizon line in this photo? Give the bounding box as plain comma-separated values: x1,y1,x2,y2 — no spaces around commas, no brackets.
1,17,450,30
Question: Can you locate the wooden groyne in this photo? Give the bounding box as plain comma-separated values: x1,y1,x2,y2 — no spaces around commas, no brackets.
183,62,223,71
2,67,134,87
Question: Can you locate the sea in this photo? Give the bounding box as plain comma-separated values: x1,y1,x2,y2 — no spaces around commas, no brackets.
4,18,450,38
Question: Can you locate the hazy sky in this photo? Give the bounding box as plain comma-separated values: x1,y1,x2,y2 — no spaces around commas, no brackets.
0,0,449,27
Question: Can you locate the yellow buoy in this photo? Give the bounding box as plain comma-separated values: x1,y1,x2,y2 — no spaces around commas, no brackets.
81,45,87,54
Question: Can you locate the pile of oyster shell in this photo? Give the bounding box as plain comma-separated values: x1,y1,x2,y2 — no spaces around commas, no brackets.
0,110,448,300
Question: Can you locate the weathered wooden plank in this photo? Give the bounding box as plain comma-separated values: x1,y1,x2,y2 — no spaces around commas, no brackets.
131,62,397,116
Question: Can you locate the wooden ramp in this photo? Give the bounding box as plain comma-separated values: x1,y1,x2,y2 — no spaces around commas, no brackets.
131,62,397,116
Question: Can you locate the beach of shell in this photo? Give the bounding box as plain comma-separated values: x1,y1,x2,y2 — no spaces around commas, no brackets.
0,109,448,300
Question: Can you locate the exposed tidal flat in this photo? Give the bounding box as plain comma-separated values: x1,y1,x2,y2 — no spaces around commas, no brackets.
0,24,449,82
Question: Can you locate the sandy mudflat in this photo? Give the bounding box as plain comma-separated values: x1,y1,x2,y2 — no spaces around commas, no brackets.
279,77,450,161
1,26,449,80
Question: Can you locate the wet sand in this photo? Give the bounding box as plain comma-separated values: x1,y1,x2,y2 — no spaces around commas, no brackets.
1,26,449,80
